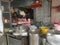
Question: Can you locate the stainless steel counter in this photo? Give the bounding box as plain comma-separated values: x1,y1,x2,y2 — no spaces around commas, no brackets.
0,35,7,45
6,33,28,45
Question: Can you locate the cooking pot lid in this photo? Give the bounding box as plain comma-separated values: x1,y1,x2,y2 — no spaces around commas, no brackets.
48,30,60,34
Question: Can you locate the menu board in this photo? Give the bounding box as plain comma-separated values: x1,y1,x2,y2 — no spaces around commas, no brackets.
0,8,4,33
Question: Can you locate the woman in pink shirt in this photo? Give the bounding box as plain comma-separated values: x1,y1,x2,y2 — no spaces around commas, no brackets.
18,9,31,27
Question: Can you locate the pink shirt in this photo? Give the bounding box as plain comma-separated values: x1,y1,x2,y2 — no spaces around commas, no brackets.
22,18,31,27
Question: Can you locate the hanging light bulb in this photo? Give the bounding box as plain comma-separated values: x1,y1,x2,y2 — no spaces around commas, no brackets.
36,0,40,3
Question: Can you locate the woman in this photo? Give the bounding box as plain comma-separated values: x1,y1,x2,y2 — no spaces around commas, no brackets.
18,9,31,27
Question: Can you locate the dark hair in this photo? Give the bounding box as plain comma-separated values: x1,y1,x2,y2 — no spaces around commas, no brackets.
18,7,27,14
12,12,18,18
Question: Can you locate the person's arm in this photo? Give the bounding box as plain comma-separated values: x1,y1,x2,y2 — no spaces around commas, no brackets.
25,18,30,23
22,18,30,24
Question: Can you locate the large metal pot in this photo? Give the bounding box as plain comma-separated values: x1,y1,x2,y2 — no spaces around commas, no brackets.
46,30,60,45
29,25,40,45
19,25,29,36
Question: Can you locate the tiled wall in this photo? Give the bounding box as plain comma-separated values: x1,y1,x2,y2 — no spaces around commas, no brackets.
51,0,60,22
34,0,50,23
51,9,60,22
52,0,60,6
